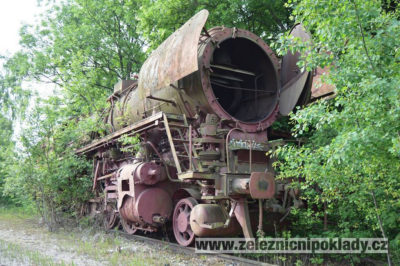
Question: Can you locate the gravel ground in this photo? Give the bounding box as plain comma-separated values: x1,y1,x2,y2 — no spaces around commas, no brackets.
0,215,239,266
0,218,106,265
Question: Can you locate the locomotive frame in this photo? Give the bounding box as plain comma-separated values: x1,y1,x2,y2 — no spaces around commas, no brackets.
76,9,333,246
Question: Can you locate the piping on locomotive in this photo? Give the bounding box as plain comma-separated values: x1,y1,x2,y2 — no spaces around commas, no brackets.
76,10,334,246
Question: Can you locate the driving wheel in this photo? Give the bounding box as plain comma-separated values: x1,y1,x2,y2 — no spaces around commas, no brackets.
121,218,138,235
173,197,198,246
103,202,119,230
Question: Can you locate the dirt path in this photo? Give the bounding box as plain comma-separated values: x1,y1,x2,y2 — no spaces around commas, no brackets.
0,215,232,266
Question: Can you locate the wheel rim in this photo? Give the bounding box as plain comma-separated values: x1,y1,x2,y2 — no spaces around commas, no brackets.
121,218,138,235
173,197,197,246
104,203,119,230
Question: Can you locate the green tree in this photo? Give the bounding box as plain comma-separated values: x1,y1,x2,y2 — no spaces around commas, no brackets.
3,97,94,229
0,114,15,205
138,0,291,50
0,54,31,118
0,0,147,226
13,0,146,116
274,0,400,263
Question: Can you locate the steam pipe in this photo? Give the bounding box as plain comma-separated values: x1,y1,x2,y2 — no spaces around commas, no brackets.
145,141,182,183
225,127,244,172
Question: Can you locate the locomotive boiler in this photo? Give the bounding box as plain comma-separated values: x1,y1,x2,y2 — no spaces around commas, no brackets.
77,10,332,246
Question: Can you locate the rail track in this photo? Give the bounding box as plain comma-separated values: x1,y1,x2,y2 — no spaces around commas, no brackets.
108,230,275,266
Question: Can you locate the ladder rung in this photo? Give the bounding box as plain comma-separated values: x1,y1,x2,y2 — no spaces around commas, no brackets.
163,113,182,173
105,185,117,191
172,138,189,143
177,155,198,158
167,122,188,128
107,193,118,199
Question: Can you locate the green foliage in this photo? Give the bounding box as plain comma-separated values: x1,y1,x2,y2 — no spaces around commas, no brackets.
119,134,141,153
0,0,147,226
11,0,146,117
270,115,293,134
273,0,400,262
138,0,291,50
2,97,98,228
0,114,16,206
0,54,31,118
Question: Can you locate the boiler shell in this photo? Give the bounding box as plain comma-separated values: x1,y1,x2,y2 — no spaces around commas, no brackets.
108,27,280,133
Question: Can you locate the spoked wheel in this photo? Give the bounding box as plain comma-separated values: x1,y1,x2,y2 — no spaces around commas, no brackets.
173,197,198,246
121,219,138,235
103,203,119,230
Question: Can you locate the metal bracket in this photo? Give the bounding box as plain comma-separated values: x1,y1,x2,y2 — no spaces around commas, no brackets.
147,95,177,106
234,198,254,239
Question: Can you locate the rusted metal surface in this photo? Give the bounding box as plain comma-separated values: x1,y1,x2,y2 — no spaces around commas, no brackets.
173,197,198,246
76,112,164,154
279,71,310,115
138,10,209,92
135,187,172,225
104,203,119,230
117,163,173,231
131,162,165,185
121,217,138,234
107,21,281,133
233,198,254,239
190,204,241,237
280,23,312,115
311,66,336,98
81,10,317,247
198,26,280,132
117,164,136,209
280,24,311,85
113,80,136,93
249,172,275,199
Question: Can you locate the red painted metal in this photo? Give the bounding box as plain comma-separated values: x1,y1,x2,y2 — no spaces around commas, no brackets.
121,218,138,235
173,197,198,246
119,186,173,227
190,204,241,237
249,172,275,199
233,198,254,239
198,26,280,132
104,203,119,230
136,187,172,225
133,162,165,185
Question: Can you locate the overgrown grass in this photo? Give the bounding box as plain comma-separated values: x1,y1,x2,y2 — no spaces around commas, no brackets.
0,208,201,266
0,239,66,265
0,205,37,220
52,229,162,265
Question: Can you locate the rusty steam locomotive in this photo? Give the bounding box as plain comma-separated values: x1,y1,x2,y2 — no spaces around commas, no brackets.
77,10,332,246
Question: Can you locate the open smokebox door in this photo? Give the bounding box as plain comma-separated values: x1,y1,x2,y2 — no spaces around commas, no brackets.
279,24,313,116
279,24,336,114
137,9,283,132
